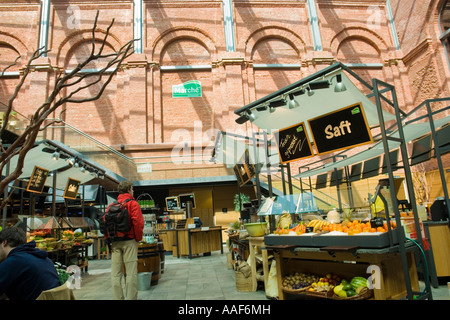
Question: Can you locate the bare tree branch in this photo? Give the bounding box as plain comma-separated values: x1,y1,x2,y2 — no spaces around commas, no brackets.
0,11,135,210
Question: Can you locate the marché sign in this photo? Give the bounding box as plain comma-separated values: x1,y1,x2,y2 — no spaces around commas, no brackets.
172,80,202,98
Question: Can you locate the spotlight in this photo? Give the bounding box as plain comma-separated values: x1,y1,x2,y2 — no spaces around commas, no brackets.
80,166,86,173
307,86,314,96
248,110,256,122
288,94,300,109
51,150,60,160
68,157,76,166
333,74,347,92
269,106,276,113
235,113,249,124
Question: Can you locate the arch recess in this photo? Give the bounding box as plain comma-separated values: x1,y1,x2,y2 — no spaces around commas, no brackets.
245,26,306,62
55,29,122,67
330,26,390,61
152,27,216,63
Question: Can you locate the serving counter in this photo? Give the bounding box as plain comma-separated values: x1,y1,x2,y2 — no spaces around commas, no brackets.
423,220,450,279
159,226,224,259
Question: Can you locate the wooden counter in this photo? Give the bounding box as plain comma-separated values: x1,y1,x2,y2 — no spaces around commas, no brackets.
268,244,420,300
424,220,450,278
159,227,224,259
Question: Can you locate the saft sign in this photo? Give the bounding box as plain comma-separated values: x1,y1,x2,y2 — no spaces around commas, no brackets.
308,102,373,154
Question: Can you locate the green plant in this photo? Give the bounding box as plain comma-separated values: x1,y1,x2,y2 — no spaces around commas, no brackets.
54,262,73,285
234,193,250,211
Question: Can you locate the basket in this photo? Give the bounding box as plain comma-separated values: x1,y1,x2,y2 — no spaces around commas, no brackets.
332,287,374,300
304,288,334,298
282,285,311,295
235,271,252,292
137,193,155,209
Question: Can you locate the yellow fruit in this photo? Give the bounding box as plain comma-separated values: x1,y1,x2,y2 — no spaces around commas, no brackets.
333,284,344,295
337,290,347,298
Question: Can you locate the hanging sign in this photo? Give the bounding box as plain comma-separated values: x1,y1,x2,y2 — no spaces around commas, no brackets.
308,102,373,155
274,122,314,164
233,150,254,187
172,80,202,98
63,178,81,199
26,166,49,193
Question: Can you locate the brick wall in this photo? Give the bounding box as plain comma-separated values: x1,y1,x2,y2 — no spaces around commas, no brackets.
1,0,449,181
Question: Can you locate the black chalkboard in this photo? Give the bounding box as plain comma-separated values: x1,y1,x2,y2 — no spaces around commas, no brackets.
274,122,314,164
234,151,252,187
64,178,81,199
308,102,373,155
26,166,49,193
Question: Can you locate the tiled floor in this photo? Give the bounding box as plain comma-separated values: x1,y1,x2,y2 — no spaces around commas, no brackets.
73,246,449,301
73,248,268,300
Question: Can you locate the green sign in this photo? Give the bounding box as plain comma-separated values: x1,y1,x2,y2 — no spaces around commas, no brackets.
172,80,202,98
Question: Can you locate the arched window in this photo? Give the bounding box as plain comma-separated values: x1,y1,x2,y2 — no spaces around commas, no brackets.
439,0,450,70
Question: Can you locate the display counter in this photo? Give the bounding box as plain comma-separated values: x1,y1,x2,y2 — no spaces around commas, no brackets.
266,242,420,300
159,226,224,259
424,220,450,279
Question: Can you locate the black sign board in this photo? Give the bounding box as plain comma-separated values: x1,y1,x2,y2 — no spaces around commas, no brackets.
274,122,314,164
236,157,250,187
166,196,179,211
243,149,256,179
64,178,81,199
308,102,373,155
179,193,196,209
26,166,49,193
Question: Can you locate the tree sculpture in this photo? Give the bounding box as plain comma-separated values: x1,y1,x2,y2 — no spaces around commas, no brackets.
0,11,135,210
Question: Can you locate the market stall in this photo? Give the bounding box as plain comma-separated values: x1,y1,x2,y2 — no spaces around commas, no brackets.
215,62,447,300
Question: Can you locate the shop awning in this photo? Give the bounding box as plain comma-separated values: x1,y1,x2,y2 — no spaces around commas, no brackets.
234,63,397,139
212,131,280,169
6,139,126,191
294,114,450,179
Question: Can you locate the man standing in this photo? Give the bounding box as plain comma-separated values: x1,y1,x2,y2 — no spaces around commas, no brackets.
109,180,144,300
0,227,61,300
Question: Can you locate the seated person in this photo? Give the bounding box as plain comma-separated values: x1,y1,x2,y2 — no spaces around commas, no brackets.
0,227,61,300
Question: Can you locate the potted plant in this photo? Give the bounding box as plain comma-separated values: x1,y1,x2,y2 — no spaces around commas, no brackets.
234,193,250,212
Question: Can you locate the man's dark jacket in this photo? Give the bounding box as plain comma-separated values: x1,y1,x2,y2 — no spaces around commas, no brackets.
0,241,60,300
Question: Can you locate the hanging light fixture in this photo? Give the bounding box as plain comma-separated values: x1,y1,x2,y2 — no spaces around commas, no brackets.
333,74,347,92
68,157,76,166
288,94,300,109
52,149,60,160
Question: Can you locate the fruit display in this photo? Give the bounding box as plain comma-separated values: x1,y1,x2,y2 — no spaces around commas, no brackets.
307,220,331,233
323,220,397,235
273,223,306,235
307,273,341,293
282,272,319,291
271,219,397,236
282,272,372,299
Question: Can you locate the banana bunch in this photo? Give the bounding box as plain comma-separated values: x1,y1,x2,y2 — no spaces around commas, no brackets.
307,220,330,232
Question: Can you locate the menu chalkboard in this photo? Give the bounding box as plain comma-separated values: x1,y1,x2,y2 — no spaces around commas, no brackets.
274,122,314,164
308,102,373,155
243,149,256,179
236,158,250,187
64,178,81,199
26,166,49,193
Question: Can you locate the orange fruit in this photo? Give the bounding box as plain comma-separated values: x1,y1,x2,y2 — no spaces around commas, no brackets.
377,227,385,232
369,228,376,233
352,220,359,225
